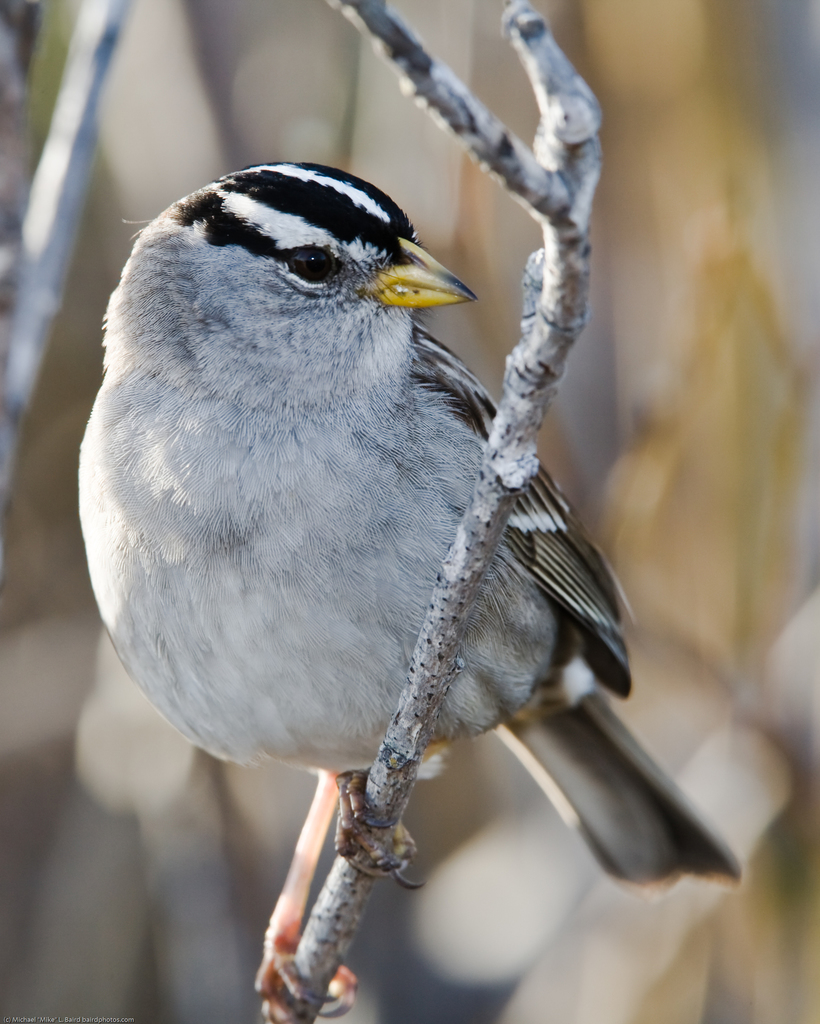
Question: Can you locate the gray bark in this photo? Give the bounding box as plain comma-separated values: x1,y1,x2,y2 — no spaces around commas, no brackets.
275,2,604,1021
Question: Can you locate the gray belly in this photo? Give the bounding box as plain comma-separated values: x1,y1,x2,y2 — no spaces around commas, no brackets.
80,389,558,769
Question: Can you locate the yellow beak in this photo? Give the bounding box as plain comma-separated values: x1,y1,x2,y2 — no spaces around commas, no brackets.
361,238,477,307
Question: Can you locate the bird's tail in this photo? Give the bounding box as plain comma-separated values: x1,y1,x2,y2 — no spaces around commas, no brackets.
499,693,741,886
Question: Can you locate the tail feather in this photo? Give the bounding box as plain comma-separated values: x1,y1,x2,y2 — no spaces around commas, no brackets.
500,693,741,886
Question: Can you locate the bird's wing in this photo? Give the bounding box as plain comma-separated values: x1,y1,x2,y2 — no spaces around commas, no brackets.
412,328,631,697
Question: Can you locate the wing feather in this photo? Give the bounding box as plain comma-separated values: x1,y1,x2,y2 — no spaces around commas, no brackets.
412,328,630,696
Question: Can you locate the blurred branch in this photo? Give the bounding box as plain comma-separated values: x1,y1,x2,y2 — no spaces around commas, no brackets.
267,1,602,1021
0,0,130,586
0,0,38,577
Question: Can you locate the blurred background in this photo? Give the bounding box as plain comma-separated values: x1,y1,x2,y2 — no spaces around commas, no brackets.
0,0,817,1020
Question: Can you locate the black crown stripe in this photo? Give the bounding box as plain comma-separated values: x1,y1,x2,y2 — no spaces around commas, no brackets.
172,163,416,262
173,189,285,259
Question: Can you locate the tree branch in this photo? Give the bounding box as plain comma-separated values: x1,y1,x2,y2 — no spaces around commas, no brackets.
0,0,38,582
0,0,130,585
271,2,602,1020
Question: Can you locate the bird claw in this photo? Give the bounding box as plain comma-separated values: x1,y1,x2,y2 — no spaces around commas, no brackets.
257,949,321,1023
319,965,358,1018
335,770,421,883
391,866,425,890
257,953,358,1022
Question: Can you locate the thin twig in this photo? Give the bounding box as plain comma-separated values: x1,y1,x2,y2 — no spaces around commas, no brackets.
0,0,130,585
327,0,572,221
274,1,603,1021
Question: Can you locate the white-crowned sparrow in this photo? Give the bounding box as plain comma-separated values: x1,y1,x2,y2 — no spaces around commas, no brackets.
79,163,739,892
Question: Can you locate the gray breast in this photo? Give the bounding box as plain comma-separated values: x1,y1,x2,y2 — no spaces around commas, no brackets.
80,367,557,769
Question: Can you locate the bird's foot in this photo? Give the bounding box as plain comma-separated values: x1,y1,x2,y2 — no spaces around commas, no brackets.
257,947,319,1023
335,770,422,888
257,948,358,1022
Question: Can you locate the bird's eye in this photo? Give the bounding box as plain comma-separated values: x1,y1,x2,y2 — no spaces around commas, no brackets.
287,247,335,283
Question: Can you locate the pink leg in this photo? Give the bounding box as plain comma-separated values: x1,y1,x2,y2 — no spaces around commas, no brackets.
256,771,357,1021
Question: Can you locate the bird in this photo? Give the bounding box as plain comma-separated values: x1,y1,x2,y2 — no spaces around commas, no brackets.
79,162,739,1015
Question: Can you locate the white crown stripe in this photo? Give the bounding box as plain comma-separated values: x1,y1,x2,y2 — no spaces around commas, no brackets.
254,164,392,224
218,192,338,250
